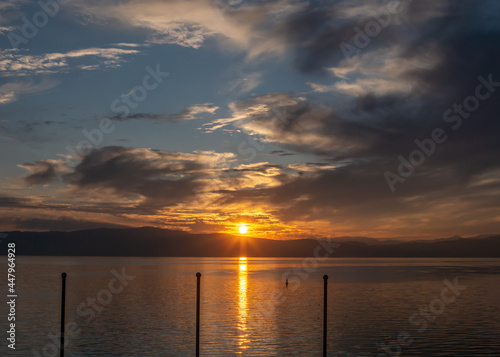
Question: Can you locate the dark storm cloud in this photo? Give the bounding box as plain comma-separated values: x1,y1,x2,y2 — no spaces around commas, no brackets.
21,146,233,208
282,0,422,74
354,2,500,178
66,147,205,206
227,0,500,174
283,3,353,74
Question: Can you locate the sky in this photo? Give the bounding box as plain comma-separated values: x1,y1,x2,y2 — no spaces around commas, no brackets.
0,0,499,240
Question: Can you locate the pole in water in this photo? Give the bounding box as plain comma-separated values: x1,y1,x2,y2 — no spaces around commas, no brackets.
61,272,67,357
196,272,201,357
285,278,289,287
323,274,328,357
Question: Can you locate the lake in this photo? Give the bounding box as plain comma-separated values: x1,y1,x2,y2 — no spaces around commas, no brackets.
2,256,500,356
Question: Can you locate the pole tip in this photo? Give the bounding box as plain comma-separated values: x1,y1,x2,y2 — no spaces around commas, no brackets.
196,272,201,277
323,274,328,280
61,272,67,278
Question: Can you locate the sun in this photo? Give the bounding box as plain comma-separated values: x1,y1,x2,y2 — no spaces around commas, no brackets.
239,225,248,234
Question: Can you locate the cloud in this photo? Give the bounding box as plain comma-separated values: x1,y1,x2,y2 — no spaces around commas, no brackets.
0,47,139,76
0,78,58,104
112,43,146,48
288,162,338,172
21,146,236,207
0,26,16,34
205,92,372,154
18,159,65,185
110,103,219,122
174,103,219,119
61,0,443,69
0,0,25,24
226,72,263,94
71,0,236,48
70,0,300,58
0,194,34,208
267,150,296,157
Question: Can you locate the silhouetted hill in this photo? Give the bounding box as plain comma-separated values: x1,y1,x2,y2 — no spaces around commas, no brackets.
1,228,500,257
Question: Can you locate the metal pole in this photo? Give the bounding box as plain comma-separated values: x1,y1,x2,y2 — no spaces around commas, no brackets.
60,272,67,357
196,272,201,357
323,274,328,357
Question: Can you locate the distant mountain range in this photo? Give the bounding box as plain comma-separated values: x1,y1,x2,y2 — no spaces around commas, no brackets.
1,227,500,257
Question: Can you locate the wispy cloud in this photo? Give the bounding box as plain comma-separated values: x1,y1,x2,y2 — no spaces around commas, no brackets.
110,103,219,122
0,47,140,76
69,0,299,58
0,78,58,104
0,0,25,24
227,72,263,94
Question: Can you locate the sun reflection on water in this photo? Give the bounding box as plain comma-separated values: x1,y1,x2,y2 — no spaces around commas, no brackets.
237,257,250,350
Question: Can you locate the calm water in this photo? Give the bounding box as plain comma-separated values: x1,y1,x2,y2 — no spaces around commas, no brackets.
1,257,500,356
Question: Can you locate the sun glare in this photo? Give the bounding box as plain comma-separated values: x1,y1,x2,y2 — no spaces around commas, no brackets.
239,225,248,234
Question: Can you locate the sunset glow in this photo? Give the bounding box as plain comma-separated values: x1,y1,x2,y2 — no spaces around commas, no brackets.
239,225,248,234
